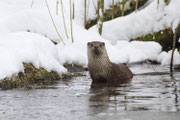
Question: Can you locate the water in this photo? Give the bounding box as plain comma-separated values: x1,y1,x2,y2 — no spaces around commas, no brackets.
0,64,180,120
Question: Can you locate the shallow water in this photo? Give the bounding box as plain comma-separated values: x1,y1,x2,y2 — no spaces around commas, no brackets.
0,64,180,120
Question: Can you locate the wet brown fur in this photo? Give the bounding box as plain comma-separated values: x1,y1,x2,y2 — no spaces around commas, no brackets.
87,41,133,83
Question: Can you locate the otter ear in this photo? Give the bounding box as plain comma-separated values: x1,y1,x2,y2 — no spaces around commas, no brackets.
88,42,93,47
87,42,91,46
101,42,105,46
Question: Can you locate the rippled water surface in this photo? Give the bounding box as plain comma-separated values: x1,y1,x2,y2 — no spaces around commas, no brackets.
0,64,180,120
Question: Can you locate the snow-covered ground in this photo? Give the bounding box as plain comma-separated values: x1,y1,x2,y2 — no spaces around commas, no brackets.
0,32,67,80
0,0,179,80
90,0,180,40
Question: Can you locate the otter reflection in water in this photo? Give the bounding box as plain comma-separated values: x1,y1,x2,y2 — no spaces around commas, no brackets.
88,81,131,114
87,41,133,83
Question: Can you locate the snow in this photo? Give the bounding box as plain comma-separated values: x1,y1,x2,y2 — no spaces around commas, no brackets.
57,38,162,65
0,0,179,80
90,0,180,41
105,41,162,63
0,32,67,80
158,49,180,66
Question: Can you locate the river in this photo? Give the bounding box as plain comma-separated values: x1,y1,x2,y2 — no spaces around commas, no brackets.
0,64,180,120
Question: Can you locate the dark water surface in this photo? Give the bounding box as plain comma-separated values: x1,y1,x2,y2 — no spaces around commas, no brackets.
0,64,180,120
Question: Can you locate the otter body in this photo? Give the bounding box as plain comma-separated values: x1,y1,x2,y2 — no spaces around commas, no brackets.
87,41,133,83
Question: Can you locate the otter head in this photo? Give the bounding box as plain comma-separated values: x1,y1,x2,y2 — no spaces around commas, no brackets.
87,41,105,56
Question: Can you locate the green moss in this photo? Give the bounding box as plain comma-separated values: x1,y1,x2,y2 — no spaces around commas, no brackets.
1,77,20,90
0,63,87,90
132,29,173,51
0,63,61,90
132,21,180,52
23,63,61,82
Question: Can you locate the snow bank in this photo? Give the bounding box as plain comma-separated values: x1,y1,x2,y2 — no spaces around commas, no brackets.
104,41,161,63
57,38,162,65
157,49,180,66
89,0,180,41
0,8,70,43
0,32,66,80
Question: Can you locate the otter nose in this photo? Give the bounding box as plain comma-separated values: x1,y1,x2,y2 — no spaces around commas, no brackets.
94,46,99,49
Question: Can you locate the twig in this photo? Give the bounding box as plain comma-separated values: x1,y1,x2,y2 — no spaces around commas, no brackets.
56,0,59,15
60,0,69,39
70,0,74,43
84,0,87,28
44,0,65,45
170,30,177,73
30,0,35,8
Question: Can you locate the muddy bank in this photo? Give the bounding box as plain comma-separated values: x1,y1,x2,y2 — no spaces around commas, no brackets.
0,63,61,90
0,63,86,90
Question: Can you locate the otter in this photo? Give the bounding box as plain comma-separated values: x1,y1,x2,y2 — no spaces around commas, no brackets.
87,41,133,83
